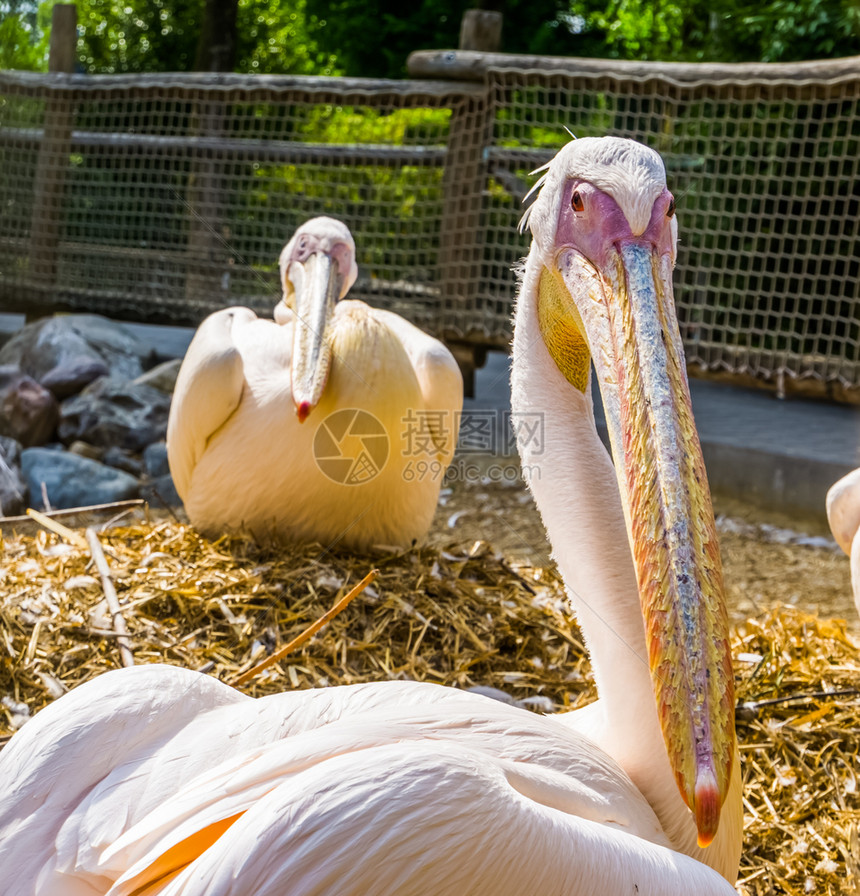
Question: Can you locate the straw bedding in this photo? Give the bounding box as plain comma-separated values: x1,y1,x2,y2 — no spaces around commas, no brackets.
1,489,858,895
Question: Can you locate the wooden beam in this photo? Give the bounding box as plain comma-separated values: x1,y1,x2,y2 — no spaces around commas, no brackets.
407,48,860,83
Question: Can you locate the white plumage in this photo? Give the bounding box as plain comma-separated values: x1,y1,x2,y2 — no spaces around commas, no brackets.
826,467,860,617
0,138,742,895
167,217,463,550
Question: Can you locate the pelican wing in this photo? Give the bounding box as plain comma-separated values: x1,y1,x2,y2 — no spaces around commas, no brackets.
101,702,670,881
106,740,736,896
0,666,246,895
373,308,464,461
166,308,257,498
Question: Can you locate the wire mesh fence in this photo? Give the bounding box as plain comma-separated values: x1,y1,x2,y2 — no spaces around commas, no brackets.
477,61,860,397
0,72,490,342
1,55,859,397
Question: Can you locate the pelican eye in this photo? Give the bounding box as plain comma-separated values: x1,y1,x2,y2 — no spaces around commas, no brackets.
571,191,585,212
666,198,676,218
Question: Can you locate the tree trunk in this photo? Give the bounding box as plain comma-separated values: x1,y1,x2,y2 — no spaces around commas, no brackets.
193,0,239,72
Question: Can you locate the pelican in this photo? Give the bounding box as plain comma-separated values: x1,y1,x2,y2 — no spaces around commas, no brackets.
826,467,860,615
166,216,463,550
0,137,742,895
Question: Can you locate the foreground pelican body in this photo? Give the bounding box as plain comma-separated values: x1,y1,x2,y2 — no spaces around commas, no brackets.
0,139,741,895
167,217,463,550
826,467,860,615
0,669,735,896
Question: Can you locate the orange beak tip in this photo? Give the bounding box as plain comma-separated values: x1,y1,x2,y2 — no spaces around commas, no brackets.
693,770,721,848
296,400,312,423
696,831,715,849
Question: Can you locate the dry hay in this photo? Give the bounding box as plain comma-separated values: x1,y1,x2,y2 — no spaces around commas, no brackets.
1,505,859,895
0,507,590,724
734,611,860,896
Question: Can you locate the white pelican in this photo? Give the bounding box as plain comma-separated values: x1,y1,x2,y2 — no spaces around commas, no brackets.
166,216,463,550
826,467,860,615
0,137,742,896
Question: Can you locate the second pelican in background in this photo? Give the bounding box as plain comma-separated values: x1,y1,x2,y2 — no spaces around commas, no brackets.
167,217,463,550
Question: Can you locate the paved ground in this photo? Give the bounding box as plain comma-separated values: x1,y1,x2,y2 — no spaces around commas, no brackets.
467,351,860,527
3,313,858,526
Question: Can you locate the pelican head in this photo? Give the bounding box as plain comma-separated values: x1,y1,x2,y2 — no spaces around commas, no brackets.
521,136,735,847
278,217,359,421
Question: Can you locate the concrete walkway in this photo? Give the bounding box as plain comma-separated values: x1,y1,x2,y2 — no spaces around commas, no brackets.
466,351,860,527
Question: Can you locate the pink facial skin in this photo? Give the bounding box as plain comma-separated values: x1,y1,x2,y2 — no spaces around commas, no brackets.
554,179,676,268
284,232,355,285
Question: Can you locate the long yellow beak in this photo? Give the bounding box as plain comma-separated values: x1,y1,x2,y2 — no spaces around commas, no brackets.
554,241,735,846
289,252,343,422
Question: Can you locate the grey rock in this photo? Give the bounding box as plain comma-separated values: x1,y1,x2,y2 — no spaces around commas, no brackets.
140,472,182,509
0,435,22,466
142,441,170,478
0,365,59,447
133,358,183,394
67,440,103,461
0,315,151,394
21,448,140,511
21,447,139,510
0,435,28,516
58,377,171,452
40,358,110,400
0,465,27,515
101,446,143,476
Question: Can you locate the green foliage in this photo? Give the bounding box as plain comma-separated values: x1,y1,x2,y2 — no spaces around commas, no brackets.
300,106,450,145
77,0,202,72
706,0,860,62
234,0,340,75
230,105,451,277
569,0,860,61
4,0,858,75
311,0,573,79
75,0,341,74
586,0,687,59
0,0,51,70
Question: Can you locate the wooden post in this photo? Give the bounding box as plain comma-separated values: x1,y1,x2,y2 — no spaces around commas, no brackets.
183,100,231,305
27,4,77,307
435,10,502,395
459,10,503,52
438,89,493,333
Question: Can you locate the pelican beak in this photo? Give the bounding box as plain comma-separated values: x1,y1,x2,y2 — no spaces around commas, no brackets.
288,251,343,422
550,241,735,847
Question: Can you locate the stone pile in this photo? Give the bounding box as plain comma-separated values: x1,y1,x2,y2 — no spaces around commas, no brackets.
0,315,184,517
